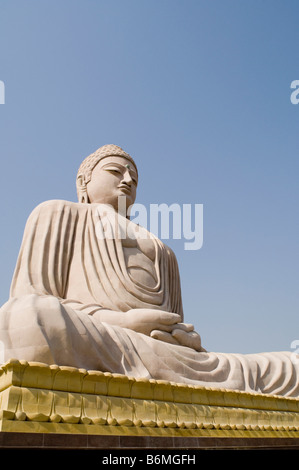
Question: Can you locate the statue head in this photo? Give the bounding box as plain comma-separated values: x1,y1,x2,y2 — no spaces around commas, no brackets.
76,144,138,211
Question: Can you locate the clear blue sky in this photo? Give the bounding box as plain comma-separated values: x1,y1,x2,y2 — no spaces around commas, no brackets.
0,0,298,354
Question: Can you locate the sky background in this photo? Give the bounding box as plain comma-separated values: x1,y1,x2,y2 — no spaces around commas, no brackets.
0,0,298,354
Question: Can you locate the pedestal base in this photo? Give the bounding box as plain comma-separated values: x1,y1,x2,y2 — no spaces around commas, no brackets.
0,431,299,449
1,359,299,449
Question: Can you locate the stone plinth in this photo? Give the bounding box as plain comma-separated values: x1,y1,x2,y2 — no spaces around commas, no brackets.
0,359,299,444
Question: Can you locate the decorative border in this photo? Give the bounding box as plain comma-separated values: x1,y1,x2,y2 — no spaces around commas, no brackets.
0,359,299,436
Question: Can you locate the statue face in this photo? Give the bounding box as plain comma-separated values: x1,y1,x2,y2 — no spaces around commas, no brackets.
86,156,138,210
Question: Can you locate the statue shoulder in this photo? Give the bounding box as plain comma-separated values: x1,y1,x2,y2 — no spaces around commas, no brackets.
27,199,87,221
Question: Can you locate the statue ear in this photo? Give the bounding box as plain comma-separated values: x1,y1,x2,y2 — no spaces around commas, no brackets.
76,174,89,203
77,174,85,188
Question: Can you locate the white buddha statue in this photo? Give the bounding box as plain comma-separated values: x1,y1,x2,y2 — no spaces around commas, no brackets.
0,144,298,397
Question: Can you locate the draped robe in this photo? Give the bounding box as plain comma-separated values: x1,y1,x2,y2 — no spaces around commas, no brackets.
0,199,298,397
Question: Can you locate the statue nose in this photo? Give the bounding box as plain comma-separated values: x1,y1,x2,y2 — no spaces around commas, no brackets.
122,171,133,186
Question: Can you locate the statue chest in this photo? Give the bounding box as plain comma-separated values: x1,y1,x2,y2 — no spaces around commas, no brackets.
122,233,159,289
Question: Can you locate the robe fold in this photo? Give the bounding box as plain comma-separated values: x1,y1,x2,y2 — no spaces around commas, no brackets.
0,199,298,397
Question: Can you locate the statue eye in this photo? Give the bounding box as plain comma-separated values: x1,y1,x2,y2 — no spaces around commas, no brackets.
106,168,121,175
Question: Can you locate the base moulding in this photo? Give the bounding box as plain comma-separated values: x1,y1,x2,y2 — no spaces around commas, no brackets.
0,431,299,449
1,359,299,449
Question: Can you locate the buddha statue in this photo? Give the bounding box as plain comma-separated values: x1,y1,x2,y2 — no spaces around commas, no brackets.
0,144,298,396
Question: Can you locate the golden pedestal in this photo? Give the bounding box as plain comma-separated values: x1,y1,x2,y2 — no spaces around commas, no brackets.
0,359,299,448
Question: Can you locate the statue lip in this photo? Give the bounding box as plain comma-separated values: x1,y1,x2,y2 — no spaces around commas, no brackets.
118,184,131,193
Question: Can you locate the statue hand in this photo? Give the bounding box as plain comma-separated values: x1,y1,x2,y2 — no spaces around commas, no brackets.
123,309,182,336
172,328,204,351
151,325,204,352
93,308,205,350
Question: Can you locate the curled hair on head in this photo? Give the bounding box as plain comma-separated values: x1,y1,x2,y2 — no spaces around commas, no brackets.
76,144,138,203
